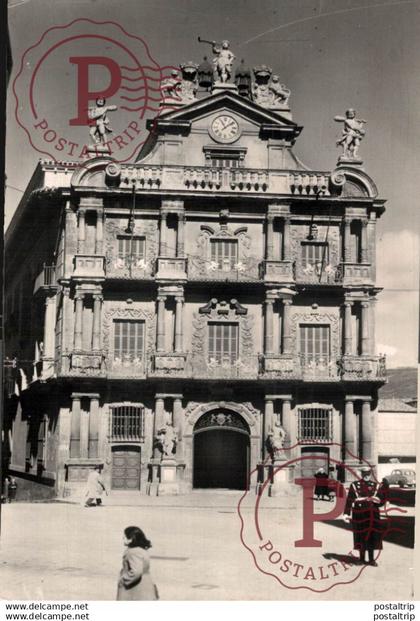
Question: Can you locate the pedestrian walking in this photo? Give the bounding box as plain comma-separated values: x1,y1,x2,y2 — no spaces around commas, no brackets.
7,476,17,502
84,465,107,507
117,526,159,601
314,467,330,500
344,466,386,566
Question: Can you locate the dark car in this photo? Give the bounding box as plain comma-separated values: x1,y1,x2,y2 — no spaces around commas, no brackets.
383,468,416,488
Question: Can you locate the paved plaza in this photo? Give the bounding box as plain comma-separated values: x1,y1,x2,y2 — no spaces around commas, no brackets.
0,492,414,601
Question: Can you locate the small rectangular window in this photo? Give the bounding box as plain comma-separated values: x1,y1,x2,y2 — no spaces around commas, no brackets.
114,320,145,362
298,407,332,442
110,405,145,441
208,322,238,364
301,242,329,269
117,236,145,264
210,239,238,270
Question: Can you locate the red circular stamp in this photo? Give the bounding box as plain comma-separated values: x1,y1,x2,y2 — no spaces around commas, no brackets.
237,443,407,593
13,18,177,163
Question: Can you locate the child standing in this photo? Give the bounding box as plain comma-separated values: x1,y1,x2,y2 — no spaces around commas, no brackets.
116,526,158,601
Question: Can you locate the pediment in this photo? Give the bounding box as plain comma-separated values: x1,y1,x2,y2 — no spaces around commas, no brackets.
154,90,300,128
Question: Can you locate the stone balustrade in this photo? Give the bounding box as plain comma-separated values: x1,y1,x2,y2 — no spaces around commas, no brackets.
340,355,387,381
337,262,373,286
155,257,188,281
57,350,386,383
260,260,294,283
73,255,105,280
109,164,336,195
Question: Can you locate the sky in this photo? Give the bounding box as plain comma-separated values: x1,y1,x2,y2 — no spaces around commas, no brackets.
5,0,420,368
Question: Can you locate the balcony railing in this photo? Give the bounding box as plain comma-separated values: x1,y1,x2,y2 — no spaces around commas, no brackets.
293,261,341,285
56,350,386,382
155,257,188,280
115,165,337,196
260,260,294,283
33,264,57,294
340,354,386,381
337,263,373,286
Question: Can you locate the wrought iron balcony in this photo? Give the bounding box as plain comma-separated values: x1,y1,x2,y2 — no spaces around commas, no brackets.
33,264,57,294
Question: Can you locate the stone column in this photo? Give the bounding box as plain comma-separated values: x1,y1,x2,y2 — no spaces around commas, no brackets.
89,396,100,458
156,295,166,352
43,295,56,358
159,212,167,257
70,395,81,458
344,302,353,355
174,296,184,353
95,211,104,254
264,398,274,456
154,396,165,458
360,219,368,263
282,298,292,354
361,301,370,355
77,209,86,253
361,399,372,461
92,293,103,350
173,397,183,459
344,398,357,461
266,215,274,260
282,398,292,448
80,398,89,459
283,217,291,260
264,298,274,354
177,213,185,258
369,298,376,355
74,292,84,350
344,218,351,262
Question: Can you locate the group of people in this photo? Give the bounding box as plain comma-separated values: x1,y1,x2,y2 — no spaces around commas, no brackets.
1,475,17,503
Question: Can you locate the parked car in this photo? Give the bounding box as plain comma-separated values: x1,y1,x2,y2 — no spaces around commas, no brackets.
383,468,416,488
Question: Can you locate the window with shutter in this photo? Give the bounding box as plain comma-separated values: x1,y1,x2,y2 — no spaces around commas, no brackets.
208,322,239,364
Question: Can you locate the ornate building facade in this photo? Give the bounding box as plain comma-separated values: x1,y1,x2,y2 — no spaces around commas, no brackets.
3,52,386,498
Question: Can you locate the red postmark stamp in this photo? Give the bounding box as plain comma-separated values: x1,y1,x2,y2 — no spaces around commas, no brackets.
237,443,408,593
13,18,177,162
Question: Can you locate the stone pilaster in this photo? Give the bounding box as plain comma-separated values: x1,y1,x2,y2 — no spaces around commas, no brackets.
77,209,86,254
266,214,274,260
344,398,357,461
159,212,167,257
360,218,368,263
361,399,372,462
174,296,184,353
361,301,370,355
283,217,291,260
177,213,185,258
92,293,103,350
344,217,351,262
156,295,166,352
264,297,275,354
95,210,104,254
74,291,84,350
282,298,292,354
173,397,184,459
344,301,353,355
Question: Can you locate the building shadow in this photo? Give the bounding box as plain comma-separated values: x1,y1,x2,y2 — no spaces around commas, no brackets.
325,516,415,549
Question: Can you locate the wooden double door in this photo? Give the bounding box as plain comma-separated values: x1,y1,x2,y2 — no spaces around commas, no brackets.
111,446,141,490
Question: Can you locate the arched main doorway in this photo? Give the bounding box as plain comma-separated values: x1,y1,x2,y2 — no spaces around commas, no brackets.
193,409,250,490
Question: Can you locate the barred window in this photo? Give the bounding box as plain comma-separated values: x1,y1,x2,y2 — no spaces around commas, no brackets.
114,320,145,361
110,405,145,441
298,406,333,442
300,324,330,365
117,236,145,263
210,239,238,270
208,322,238,364
301,242,328,268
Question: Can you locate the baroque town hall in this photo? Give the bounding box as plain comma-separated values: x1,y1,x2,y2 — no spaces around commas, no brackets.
3,46,386,498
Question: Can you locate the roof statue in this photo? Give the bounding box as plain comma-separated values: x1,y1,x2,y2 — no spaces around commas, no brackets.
335,108,367,162
252,65,291,111
88,98,117,145
198,37,235,83
160,63,199,107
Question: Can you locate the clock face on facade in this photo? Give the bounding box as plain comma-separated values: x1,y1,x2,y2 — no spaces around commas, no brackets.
210,115,241,143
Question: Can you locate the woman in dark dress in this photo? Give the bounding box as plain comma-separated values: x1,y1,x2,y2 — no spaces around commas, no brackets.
314,468,330,500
